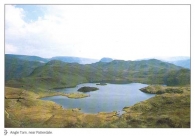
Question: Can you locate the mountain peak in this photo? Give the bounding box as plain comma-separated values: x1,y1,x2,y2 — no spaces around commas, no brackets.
99,57,113,63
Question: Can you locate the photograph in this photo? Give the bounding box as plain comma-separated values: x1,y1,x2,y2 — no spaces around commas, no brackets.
4,4,190,128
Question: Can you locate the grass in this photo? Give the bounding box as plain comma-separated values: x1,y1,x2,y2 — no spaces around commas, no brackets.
117,86,190,128
5,85,190,128
5,87,118,128
139,85,187,94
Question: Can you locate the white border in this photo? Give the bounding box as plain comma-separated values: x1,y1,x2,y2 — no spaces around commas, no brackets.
1,0,194,136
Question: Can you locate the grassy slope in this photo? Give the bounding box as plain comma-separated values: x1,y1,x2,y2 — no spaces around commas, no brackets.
103,86,190,128
5,86,190,128
122,93,190,127
5,87,118,128
5,55,44,81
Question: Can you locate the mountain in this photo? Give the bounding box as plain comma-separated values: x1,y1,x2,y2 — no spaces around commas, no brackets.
5,58,190,91
99,57,113,63
50,56,98,64
92,59,190,84
168,59,190,69
5,54,98,64
6,60,112,90
156,56,190,69
5,55,44,81
5,54,49,63
136,56,191,69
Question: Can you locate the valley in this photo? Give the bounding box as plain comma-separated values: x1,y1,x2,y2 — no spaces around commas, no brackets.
4,54,191,128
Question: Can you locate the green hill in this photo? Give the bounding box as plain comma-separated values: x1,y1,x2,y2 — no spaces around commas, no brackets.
91,59,189,84
5,58,190,91
5,55,44,81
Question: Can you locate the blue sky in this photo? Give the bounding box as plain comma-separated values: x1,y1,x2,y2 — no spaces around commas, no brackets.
5,5,190,60
15,5,44,23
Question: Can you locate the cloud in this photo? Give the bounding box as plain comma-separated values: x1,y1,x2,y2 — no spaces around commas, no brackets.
5,43,18,54
5,5,190,60
5,5,25,28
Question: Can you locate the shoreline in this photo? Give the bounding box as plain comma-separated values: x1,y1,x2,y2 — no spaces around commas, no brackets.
5,85,190,128
38,92,90,99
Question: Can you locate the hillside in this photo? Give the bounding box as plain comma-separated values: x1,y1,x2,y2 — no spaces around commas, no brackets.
5,60,113,90
5,85,190,128
5,55,44,81
4,55,191,128
136,56,190,69
5,58,190,91
91,59,190,85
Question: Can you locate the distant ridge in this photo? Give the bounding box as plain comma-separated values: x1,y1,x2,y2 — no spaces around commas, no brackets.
135,56,190,69
5,54,98,64
5,54,49,63
99,57,113,63
50,56,98,64
167,59,190,69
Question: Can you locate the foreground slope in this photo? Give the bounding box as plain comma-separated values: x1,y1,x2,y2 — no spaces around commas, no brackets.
118,86,190,128
5,86,190,128
5,87,118,128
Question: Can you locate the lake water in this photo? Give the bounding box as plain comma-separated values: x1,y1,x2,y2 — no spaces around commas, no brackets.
41,83,155,114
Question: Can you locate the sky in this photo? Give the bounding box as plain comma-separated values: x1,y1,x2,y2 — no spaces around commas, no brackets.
5,5,190,60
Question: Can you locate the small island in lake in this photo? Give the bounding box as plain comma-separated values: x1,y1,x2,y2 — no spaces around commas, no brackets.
77,86,99,92
96,83,107,85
